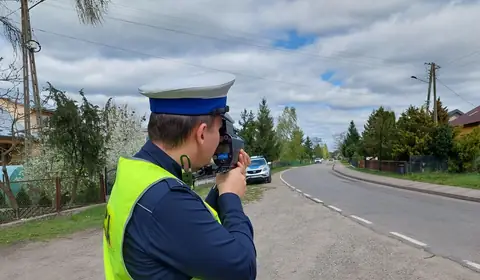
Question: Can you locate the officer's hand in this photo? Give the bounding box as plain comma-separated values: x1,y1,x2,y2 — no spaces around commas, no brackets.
239,149,251,169
216,161,247,198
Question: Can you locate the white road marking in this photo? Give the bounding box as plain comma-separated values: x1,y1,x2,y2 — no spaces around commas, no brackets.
350,215,373,225
313,198,323,203
327,205,342,212
295,189,303,193
389,232,427,247
303,193,312,198
463,260,480,271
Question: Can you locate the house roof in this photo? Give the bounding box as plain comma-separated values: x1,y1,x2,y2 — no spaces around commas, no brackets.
449,105,480,126
448,109,464,117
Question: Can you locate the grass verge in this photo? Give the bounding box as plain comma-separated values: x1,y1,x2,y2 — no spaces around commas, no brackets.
0,205,105,246
347,166,480,190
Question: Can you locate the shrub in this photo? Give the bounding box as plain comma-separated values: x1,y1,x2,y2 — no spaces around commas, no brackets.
77,179,100,204
38,190,53,207
16,188,32,207
0,191,6,207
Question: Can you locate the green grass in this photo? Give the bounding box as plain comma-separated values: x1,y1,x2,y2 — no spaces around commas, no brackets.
350,166,480,190
0,205,105,245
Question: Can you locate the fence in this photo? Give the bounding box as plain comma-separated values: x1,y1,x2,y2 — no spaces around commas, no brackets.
0,174,106,224
355,155,448,175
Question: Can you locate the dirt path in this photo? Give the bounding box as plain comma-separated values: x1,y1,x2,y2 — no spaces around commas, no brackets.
1,172,479,280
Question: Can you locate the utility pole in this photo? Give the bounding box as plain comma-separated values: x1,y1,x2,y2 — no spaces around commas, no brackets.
20,0,31,156
425,62,440,125
20,0,43,158
425,63,433,113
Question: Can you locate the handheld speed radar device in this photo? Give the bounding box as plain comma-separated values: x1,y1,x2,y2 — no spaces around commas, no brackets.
213,113,244,173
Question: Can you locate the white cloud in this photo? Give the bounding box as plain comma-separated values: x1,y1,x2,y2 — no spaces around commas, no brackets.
1,0,479,150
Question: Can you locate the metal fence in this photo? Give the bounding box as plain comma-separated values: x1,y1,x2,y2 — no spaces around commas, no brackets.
354,155,448,175
409,155,448,173
0,174,106,224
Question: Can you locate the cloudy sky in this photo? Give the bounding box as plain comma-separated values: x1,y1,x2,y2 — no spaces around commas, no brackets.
1,0,479,149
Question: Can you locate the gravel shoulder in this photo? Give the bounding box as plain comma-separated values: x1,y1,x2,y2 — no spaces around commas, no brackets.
1,171,478,280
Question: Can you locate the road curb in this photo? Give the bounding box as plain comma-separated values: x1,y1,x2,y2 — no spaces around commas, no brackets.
332,164,480,204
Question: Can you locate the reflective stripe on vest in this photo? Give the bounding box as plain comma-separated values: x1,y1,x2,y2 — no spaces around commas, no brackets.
103,157,221,280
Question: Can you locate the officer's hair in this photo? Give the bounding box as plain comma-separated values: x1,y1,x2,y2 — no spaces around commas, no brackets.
148,113,216,148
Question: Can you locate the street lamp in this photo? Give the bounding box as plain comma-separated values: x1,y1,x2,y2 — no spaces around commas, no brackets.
410,76,429,84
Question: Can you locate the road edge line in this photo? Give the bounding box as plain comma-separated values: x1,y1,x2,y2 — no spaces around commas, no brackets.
350,215,373,225
389,232,427,248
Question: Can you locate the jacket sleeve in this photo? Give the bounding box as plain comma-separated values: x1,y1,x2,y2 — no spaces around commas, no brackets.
145,187,257,280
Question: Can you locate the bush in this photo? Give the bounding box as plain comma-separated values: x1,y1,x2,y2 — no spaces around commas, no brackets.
77,179,100,204
0,191,6,207
16,188,32,207
38,190,53,207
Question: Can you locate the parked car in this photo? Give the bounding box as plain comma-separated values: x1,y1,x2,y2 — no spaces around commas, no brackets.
246,156,272,184
314,158,323,164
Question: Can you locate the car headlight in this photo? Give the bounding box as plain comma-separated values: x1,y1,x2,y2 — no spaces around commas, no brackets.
262,166,268,172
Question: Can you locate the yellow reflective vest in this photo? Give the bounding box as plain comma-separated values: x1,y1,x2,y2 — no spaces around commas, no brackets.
103,157,220,280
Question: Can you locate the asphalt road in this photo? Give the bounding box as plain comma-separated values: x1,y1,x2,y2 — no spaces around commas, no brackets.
281,164,480,269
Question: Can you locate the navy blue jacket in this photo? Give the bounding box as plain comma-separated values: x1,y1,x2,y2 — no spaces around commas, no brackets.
122,140,257,280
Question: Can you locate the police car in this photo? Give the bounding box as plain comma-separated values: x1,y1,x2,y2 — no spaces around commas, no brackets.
246,156,272,183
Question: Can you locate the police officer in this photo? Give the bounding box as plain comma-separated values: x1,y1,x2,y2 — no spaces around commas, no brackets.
103,72,257,280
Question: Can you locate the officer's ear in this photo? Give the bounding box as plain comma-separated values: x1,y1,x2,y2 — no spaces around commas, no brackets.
195,122,208,144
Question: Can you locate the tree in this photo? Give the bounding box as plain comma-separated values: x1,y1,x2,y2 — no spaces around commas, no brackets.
276,106,301,161
254,98,280,161
0,0,109,49
303,136,314,160
44,84,108,203
429,124,454,161
104,103,146,170
313,143,324,158
238,109,257,154
450,127,480,172
435,98,450,125
332,132,346,157
283,127,304,161
392,105,435,161
276,106,298,142
362,106,396,160
343,120,360,160
0,57,23,210
322,144,329,159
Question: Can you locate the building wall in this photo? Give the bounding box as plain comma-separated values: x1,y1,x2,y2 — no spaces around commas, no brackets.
449,114,461,121
459,122,480,136
0,98,53,164
0,98,53,133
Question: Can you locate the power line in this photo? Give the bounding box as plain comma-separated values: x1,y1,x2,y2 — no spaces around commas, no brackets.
436,78,476,108
444,50,480,66
32,26,333,90
107,1,389,63
43,1,393,69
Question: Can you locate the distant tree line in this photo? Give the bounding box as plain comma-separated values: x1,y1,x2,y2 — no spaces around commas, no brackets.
337,98,480,173
237,97,329,163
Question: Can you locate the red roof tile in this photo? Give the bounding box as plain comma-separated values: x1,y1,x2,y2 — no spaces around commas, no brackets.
449,105,480,126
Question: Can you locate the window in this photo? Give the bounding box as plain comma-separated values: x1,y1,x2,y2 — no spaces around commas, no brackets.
250,158,267,166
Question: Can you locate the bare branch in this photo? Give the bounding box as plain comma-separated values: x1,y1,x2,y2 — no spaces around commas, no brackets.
0,16,21,52
74,0,110,26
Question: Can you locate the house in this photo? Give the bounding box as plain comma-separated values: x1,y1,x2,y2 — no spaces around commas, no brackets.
0,97,56,164
448,109,464,122
449,105,480,136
